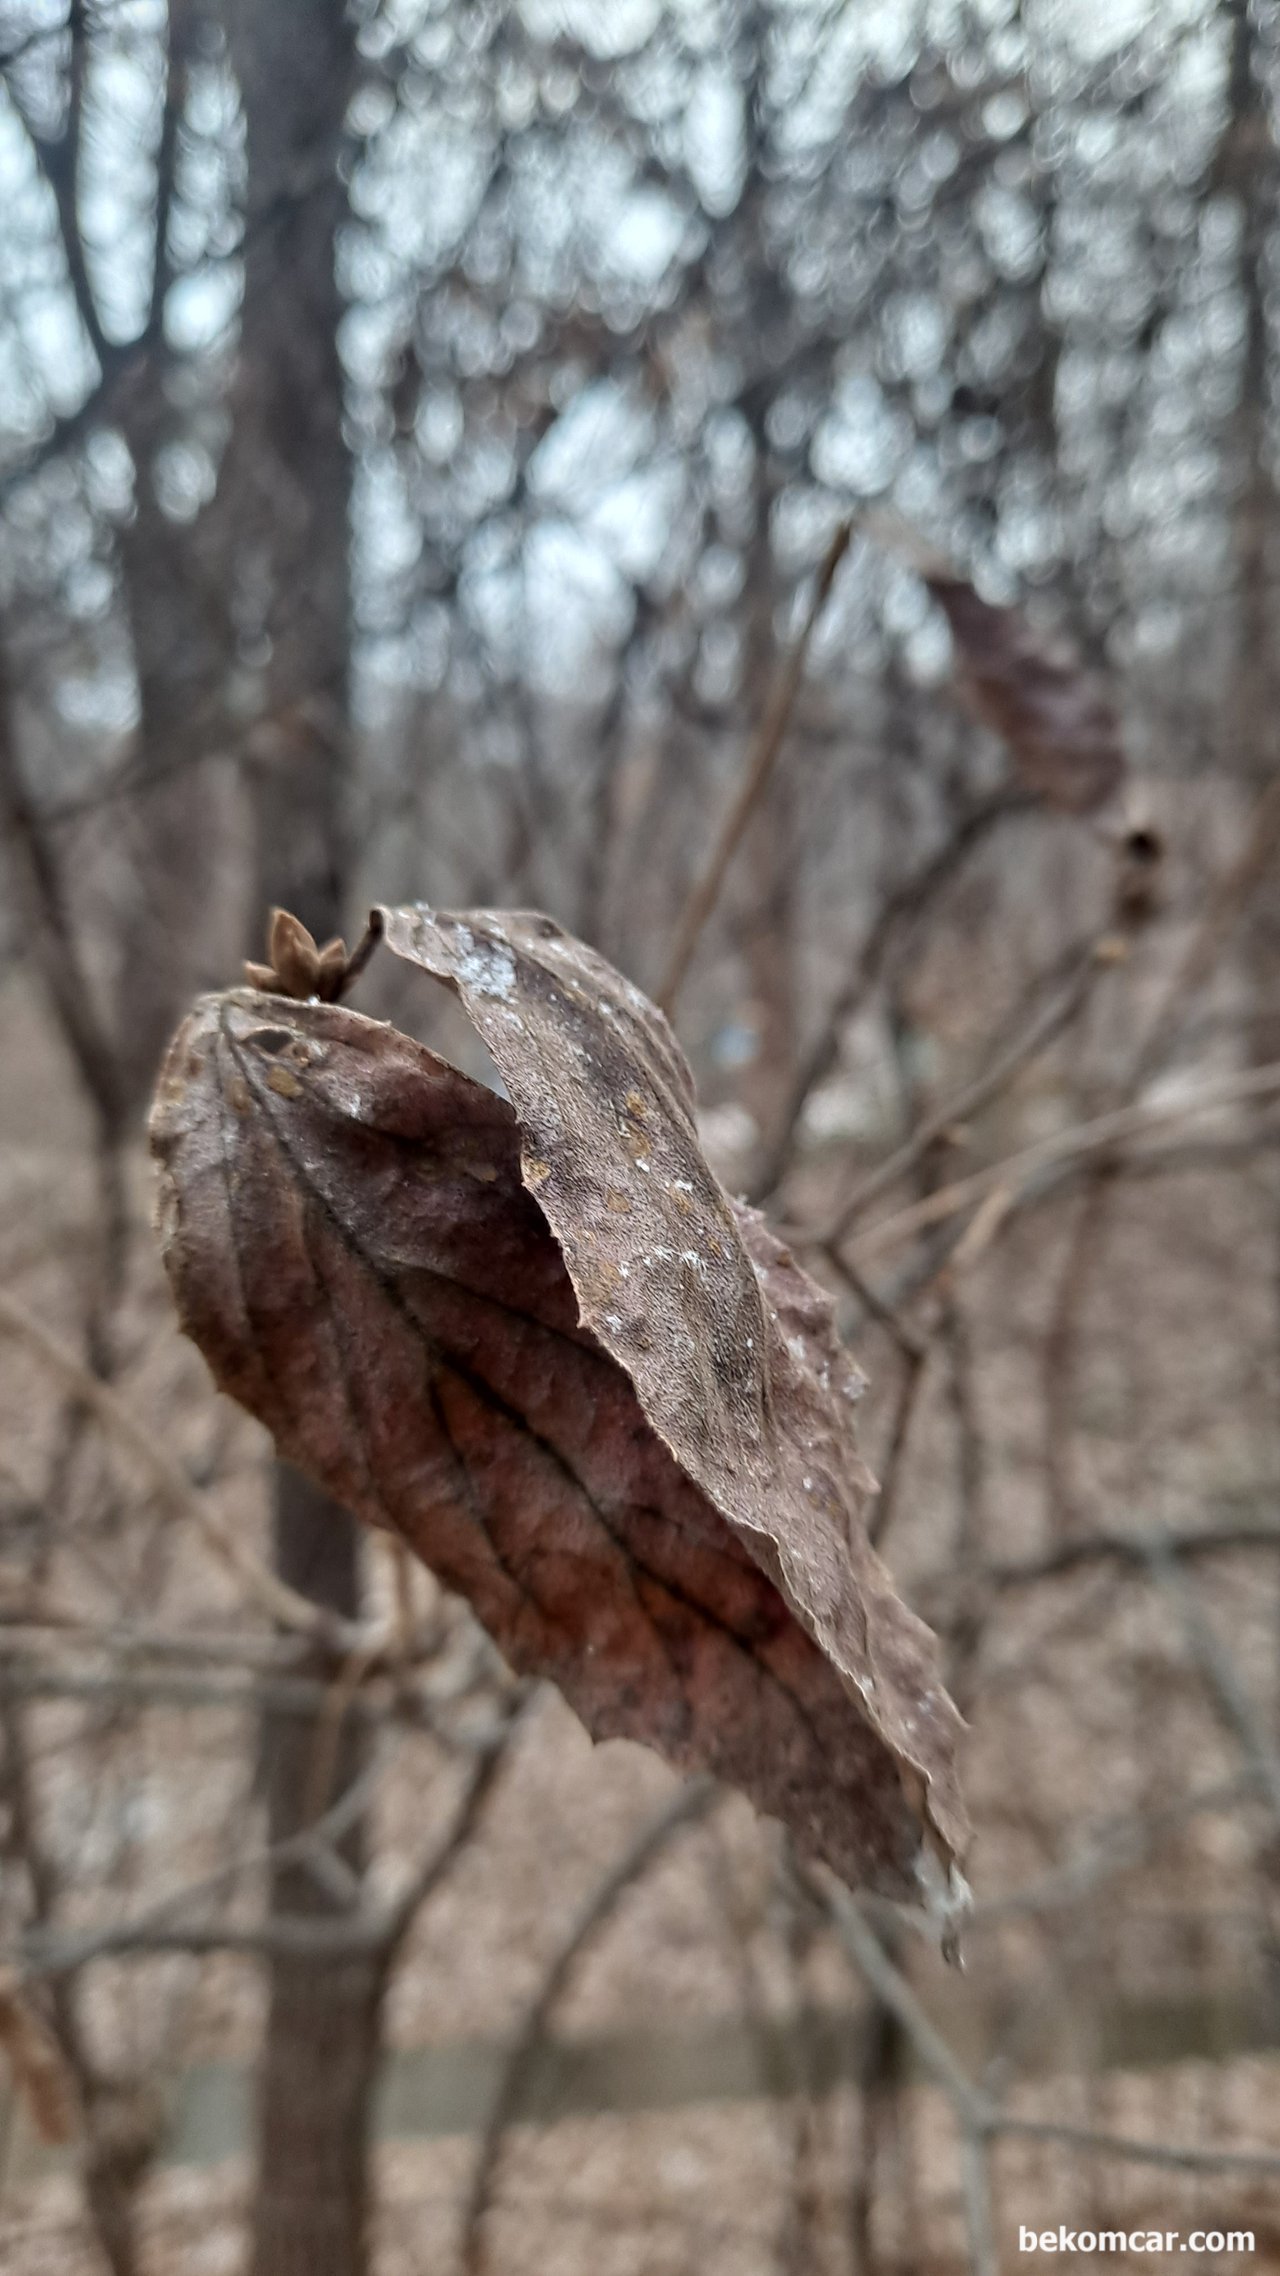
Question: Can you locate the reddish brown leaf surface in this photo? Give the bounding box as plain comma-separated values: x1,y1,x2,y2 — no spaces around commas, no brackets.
926,573,1125,816
149,907,967,1907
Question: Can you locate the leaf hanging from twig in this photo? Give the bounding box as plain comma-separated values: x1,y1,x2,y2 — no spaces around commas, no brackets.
0,1972,76,2145
925,573,1126,816
149,905,967,1911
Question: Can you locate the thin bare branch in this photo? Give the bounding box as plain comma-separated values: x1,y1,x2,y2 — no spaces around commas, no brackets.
16,1714,515,1983
828,935,1112,1243
820,1886,996,2276
0,1293,370,1650
1144,1539,1280,1825
751,790,1027,1202
828,1059,1280,1262
657,521,852,1016
823,1880,1280,2198
461,1778,720,2276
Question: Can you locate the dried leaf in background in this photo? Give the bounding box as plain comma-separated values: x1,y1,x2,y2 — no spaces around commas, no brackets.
149,907,967,1907
925,573,1126,816
0,1973,76,2146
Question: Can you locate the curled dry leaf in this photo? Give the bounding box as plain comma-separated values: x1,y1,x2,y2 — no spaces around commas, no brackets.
861,515,1124,818
149,905,967,1911
925,573,1125,817
0,1972,77,2145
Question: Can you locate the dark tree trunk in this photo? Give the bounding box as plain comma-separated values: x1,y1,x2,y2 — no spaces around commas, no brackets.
738,407,797,1170
112,413,242,1109
1220,0,1280,1058
213,11,382,2276
224,0,354,942
250,1473,383,2276
107,2,241,1113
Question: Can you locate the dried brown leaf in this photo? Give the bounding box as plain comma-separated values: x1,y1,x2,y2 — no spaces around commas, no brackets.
0,1972,76,2145
926,574,1125,817
149,908,967,1910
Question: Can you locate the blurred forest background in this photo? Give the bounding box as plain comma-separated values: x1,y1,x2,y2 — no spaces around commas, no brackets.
5,0,1280,2270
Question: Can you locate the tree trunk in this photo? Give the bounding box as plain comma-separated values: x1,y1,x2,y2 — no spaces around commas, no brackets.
111,416,243,1109
110,0,240,1113
737,404,797,1170
250,1472,383,2276
224,0,354,943
213,11,382,2275
1220,0,1280,1058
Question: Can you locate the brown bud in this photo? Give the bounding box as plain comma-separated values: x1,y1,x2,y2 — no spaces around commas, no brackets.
267,908,322,1000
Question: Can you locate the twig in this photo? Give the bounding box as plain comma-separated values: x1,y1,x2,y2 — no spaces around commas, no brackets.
0,1698,158,2265
461,1777,720,2276
969,1777,1252,1925
994,2116,1280,2181
813,1121,1280,1327
869,1344,932,1550
827,936,1108,1244
820,1880,1280,2210
1030,771,1280,1537
0,680,124,1134
823,1887,982,2115
339,910,384,996
970,1521,1280,1592
304,1627,392,1825
1143,1539,1280,1825
0,1612,449,1672
657,522,852,1016
1039,1175,1111,1535
0,1661,393,1719
827,1252,928,1362
1130,767,1280,1086
827,1059,1280,1262
16,3,111,373
0,1661,518,1760
16,1715,515,1983
377,1695,525,1953
750,790,1026,1203
937,1292,990,1710
17,1749,384,1981
818,1222,936,1549
0,1293,369,1650
820,1884,998,2276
